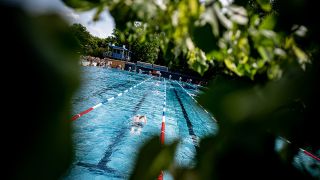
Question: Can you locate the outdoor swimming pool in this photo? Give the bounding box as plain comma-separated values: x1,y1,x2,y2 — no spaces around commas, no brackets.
63,66,319,179
63,67,217,179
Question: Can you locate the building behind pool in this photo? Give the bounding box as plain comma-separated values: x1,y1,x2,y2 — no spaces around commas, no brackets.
103,44,131,62
81,44,208,84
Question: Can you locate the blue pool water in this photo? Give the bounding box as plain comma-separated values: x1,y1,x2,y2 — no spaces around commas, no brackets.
63,66,319,179
63,67,217,179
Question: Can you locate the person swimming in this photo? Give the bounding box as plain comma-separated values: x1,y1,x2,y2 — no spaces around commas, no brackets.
153,90,160,95
130,115,147,135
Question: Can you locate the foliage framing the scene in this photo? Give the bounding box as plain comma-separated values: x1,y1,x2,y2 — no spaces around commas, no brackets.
64,0,313,79
61,0,320,179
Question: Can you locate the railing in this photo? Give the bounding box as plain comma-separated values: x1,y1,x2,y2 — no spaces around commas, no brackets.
153,64,168,72
136,61,168,72
103,51,131,61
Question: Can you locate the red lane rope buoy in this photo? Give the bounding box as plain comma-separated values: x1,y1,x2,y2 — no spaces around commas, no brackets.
160,121,165,144
158,171,164,180
71,107,94,121
158,78,167,180
160,79,166,144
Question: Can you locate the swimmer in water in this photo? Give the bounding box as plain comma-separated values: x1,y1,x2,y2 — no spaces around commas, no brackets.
153,90,160,95
130,115,147,135
154,81,160,86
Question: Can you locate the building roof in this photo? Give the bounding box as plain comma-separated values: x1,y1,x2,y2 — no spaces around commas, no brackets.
109,45,130,51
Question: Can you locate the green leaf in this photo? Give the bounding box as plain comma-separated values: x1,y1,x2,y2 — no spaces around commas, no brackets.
224,58,244,76
257,0,272,12
129,136,177,180
249,14,260,27
206,50,224,61
188,0,201,17
228,5,248,25
188,48,209,75
267,63,282,79
213,3,233,29
62,0,101,11
93,5,104,21
292,44,309,67
258,46,272,61
259,14,277,30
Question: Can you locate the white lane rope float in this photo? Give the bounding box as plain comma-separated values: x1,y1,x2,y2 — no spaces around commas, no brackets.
71,76,153,121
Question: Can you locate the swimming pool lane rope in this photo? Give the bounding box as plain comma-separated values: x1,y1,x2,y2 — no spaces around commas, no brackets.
177,81,320,162
71,76,153,121
279,137,320,162
73,80,132,103
176,81,216,122
158,78,166,180
300,149,320,161
77,90,152,177
73,72,139,103
160,78,166,144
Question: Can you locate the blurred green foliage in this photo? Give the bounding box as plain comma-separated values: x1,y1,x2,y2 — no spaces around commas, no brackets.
112,28,161,64
64,0,314,79
130,137,177,180
130,37,160,64
69,23,111,57
2,3,80,179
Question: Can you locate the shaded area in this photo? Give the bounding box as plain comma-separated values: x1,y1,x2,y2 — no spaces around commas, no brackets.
2,4,80,179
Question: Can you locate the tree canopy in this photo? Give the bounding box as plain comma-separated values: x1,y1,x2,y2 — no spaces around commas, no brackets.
70,23,110,57
64,0,317,79
69,24,161,64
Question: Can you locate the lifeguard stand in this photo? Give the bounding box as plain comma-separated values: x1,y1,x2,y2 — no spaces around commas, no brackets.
103,44,131,61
